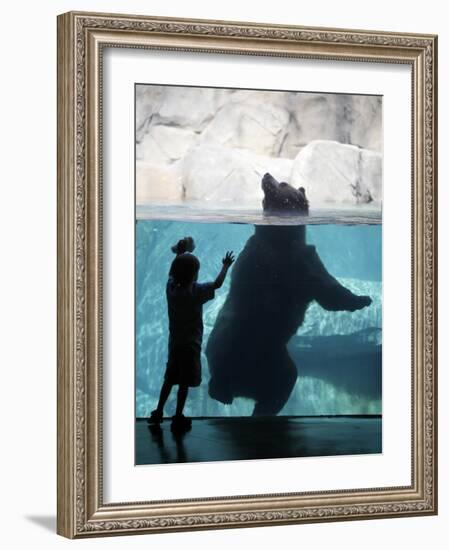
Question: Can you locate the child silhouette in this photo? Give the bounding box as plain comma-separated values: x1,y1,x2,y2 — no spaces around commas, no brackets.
149,241,235,432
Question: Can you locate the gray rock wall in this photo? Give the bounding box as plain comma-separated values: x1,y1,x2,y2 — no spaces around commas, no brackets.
136,85,382,208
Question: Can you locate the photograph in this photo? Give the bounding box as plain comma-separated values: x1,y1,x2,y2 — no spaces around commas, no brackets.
55,10,437,537
134,84,383,465
1,0,444,546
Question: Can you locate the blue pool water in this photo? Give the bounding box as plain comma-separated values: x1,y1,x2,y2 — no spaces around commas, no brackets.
135,219,382,418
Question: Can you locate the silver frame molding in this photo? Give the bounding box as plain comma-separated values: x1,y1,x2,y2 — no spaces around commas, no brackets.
57,11,438,538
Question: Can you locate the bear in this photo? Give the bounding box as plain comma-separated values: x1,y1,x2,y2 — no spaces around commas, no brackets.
205,172,372,416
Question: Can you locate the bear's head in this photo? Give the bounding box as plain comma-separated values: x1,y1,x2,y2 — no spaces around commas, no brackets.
261,173,309,215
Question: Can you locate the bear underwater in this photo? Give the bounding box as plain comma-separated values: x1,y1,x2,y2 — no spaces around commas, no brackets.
205,173,373,416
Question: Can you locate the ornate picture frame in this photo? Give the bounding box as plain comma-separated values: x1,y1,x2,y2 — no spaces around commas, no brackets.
57,11,437,538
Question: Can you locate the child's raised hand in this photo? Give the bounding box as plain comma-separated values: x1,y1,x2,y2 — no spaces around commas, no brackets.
214,252,235,289
222,251,235,267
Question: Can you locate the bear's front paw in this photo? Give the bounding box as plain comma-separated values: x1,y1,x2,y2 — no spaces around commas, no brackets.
358,295,372,308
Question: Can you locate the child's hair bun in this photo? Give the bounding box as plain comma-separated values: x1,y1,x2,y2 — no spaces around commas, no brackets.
171,236,195,255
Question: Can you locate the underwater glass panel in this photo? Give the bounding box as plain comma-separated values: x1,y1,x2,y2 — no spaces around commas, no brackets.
136,219,382,418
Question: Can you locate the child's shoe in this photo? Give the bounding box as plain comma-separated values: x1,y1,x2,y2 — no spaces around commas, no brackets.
147,409,163,425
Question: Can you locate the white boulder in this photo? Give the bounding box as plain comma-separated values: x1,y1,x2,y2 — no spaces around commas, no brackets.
136,161,183,202
285,94,382,154
156,87,228,131
200,96,290,157
137,125,198,164
135,85,166,142
181,144,293,204
290,140,382,206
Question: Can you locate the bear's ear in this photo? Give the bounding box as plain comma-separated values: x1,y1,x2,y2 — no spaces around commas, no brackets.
298,186,307,196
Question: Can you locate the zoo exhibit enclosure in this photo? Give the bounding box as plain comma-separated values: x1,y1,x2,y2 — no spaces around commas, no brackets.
136,220,382,420
135,85,382,423
57,13,435,535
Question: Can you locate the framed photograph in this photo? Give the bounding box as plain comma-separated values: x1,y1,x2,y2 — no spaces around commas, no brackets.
57,11,438,538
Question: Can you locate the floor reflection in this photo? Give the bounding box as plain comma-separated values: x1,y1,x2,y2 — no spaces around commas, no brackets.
136,416,381,466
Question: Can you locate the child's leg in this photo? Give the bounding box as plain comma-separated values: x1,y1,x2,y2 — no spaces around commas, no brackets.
175,384,189,417
155,380,173,414
171,384,192,432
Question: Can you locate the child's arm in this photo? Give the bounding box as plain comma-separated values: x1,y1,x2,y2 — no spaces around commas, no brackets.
214,251,235,289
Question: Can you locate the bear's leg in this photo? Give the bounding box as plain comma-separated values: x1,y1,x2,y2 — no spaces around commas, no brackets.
252,354,298,416
208,372,233,405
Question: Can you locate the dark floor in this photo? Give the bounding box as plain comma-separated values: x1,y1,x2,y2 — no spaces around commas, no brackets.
135,415,382,465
